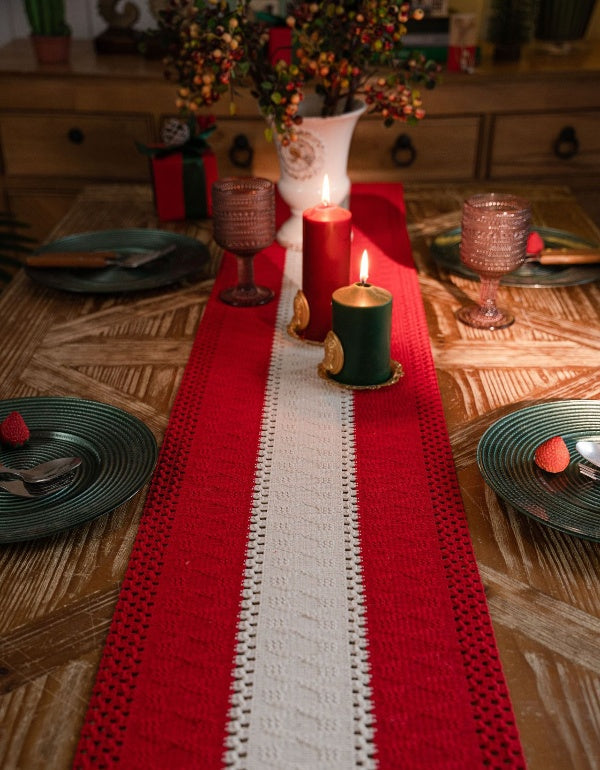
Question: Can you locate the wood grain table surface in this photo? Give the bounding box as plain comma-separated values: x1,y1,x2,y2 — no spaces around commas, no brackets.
0,183,599,769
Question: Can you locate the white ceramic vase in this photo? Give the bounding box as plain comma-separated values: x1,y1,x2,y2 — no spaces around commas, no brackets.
274,94,366,250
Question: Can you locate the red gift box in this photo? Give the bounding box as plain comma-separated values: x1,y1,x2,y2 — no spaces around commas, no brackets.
150,147,218,221
268,26,292,65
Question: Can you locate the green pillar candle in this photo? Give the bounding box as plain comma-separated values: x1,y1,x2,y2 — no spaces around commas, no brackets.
330,258,392,386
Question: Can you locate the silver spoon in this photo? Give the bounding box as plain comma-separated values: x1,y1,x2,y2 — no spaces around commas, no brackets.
0,472,76,498
0,456,82,485
575,439,600,469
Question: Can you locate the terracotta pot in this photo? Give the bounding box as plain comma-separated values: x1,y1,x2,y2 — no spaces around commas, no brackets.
30,35,71,65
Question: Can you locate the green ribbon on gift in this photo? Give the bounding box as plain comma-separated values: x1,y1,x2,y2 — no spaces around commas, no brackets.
181,153,209,219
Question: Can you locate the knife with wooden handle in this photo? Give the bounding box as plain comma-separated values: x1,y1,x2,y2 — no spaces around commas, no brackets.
25,244,177,269
527,248,600,265
25,251,123,268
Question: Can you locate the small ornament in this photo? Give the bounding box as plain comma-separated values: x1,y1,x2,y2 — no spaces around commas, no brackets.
95,0,141,55
98,0,140,27
161,118,191,148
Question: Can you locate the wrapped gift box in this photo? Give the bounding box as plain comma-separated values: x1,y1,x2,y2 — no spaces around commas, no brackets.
150,148,218,221
268,26,292,64
138,118,218,221
447,13,477,72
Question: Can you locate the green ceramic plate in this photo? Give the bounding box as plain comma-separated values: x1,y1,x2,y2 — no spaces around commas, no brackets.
0,397,158,543
26,228,210,293
431,226,600,287
477,401,600,541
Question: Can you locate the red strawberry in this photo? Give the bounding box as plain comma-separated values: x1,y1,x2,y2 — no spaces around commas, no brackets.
526,230,545,256
534,436,570,473
0,411,31,448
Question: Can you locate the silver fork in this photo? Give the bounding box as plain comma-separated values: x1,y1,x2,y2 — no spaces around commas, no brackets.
578,462,600,482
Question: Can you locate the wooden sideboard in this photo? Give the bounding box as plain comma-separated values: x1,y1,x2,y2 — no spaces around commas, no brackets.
0,38,599,243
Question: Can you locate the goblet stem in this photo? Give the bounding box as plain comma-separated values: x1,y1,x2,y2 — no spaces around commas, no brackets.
479,277,501,317
457,276,514,329
236,254,256,292
219,252,274,307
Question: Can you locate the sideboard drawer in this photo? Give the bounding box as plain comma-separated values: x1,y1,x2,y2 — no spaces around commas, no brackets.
191,115,482,183
0,112,153,179
348,115,482,182
489,110,600,179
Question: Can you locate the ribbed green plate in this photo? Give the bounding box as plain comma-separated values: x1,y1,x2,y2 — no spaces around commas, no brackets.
0,397,158,543
431,226,600,287
477,401,600,541
26,229,210,293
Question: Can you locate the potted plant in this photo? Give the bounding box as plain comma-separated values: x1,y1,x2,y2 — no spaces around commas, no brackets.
24,0,72,64
487,0,536,61
158,1,441,245
158,0,441,144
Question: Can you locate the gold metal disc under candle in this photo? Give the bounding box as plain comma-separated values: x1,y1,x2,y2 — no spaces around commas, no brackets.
287,290,323,346
287,290,309,334
321,330,344,374
317,359,404,390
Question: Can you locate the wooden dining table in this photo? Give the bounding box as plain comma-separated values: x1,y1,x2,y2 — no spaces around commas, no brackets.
0,182,599,770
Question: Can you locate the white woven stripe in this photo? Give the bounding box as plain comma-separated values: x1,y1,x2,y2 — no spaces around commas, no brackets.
224,250,375,769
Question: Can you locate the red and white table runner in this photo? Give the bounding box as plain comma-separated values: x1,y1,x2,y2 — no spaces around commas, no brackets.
74,184,525,769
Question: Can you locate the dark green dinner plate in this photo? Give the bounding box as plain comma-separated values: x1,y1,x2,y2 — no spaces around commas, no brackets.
431,226,600,287
0,397,158,543
26,228,210,293
477,401,600,541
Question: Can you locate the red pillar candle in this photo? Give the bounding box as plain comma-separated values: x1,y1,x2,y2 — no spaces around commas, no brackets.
297,177,351,342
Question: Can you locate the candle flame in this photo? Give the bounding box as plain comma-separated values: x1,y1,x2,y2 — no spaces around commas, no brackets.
321,174,330,206
359,250,369,284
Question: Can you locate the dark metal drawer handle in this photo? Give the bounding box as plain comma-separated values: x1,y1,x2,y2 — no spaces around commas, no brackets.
553,126,579,160
391,133,417,168
67,127,85,145
228,134,254,169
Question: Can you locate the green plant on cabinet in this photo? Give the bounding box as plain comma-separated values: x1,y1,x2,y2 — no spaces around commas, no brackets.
23,0,71,36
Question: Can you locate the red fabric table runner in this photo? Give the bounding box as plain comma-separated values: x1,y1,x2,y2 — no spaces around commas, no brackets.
74,184,525,769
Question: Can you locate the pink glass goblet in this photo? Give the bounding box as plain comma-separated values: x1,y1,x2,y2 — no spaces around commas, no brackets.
212,177,276,307
455,193,532,330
